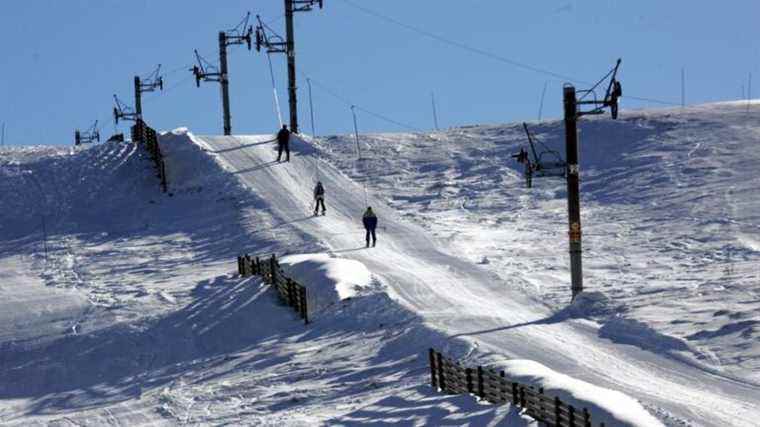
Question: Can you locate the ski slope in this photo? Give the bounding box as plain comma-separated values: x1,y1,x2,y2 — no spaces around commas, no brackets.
191,102,759,427
0,101,758,426
0,132,535,425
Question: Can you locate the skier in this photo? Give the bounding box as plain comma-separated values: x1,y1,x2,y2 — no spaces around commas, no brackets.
313,181,326,216
276,124,290,162
362,206,377,248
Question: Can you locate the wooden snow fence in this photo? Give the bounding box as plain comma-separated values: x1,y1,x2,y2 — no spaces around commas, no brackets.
237,254,309,325
429,348,606,427
131,120,168,193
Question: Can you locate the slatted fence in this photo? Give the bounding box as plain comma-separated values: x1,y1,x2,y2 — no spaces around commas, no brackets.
429,348,605,427
238,254,309,324
131,120,168,192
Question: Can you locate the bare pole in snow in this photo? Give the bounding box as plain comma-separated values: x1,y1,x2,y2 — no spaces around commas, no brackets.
431,92,440,131
681,67,686,109
351,105,361,159
748,72,753,113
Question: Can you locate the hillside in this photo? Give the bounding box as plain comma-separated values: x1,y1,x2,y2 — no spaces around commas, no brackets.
0,102,759,426
314,101,760,384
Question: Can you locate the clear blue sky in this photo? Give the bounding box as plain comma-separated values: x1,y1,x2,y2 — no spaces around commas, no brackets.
1,1,758,145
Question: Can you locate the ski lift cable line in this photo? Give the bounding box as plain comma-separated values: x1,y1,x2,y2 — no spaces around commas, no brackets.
302,72,423,132
143,73,196,105
337,0,585,83
267,52,284,127
337,0,680,107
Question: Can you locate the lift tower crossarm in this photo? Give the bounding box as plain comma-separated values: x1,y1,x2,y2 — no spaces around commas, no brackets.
256,1,323,134
191,13,253,136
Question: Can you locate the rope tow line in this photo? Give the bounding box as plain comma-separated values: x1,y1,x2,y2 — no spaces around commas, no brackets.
266,52,284,128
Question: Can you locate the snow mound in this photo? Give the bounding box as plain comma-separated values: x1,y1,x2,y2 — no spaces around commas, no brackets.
279,253,373,310
499,359,664,427
566,291,624,318
160,129,239,194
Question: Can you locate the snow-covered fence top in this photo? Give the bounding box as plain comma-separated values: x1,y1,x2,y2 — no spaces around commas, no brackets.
238,254,309,324
429,348,605,427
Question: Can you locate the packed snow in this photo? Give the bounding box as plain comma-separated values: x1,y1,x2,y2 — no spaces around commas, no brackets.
279,253,374,303
0,101,758,426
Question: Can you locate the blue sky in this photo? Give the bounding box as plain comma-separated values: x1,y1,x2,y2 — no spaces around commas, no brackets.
1,1,758,145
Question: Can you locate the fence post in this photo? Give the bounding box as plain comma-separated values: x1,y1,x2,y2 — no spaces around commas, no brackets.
245,255,252,276
270,255,277,285
299,286,308,324
569,405,575,426
476,366,485,399
583,407,591,427
519,386,526,407
160,161,167,192
237,256,243,275
429,349,438,389
465,367,473,394
512,382,519,405
500,371,507,403
436,352,446,392
538,387,544,421
286,279,295,307
554,396,561,427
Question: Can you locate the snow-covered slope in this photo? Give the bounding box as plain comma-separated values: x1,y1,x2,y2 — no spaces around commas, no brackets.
0,133,531,425
190,102,759,426
1,101,758,426
315,101,760,383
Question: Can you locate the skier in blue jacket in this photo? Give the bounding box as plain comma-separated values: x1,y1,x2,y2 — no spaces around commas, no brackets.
362,207,377,247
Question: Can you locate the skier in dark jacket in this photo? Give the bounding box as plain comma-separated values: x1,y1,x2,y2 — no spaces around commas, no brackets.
362,207,377,247
609,79,622,119
313,181,326,216
276,124,290,162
